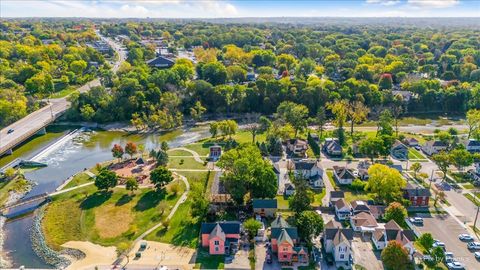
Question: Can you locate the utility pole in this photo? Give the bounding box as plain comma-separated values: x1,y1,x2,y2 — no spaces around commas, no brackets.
474,189,480,234
429,169,434,190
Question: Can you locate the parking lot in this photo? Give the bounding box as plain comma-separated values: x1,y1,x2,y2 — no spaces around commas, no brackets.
412,213,480,269
351,236,384,270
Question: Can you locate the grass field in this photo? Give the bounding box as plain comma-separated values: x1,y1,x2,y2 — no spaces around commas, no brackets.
326,170,337,190
408,148,426,160
0,174,31,207
168,156,206,170
276,195,290,210
61,172,93,190
42,180,184,251
311,188,326,207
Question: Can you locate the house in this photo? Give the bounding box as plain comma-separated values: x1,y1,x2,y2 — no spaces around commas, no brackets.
246,72,256,82
323,138,343,156
209,144,222,161
372,220,415,256
270,215,308,264
323,220,354,269
146,55,175,69
422,140,448,156
292,160,324,188
369,205,386,220
329,191,345,206
284,183,295,196
350,200,371,215
391,140,409,160
463,139,480,153
403,183,431,207
358,168,369,181
404,137,419,147
201,221,241,255
334,198,351,221
285,139,308,157
350,212,378,233
253,199,277,217
333,166,356,185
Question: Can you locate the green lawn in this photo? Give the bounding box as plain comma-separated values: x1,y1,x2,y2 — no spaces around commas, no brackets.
0,174,31,207
194,248,225,269
311,188,326,207
408,148,425,159
344,191,372,202
61,172,93,190
168,156,206,170
42,181,184,251
462,183,475,189
326,170,337,190
464,193,480,207
49,87,78,98
276,195,290,210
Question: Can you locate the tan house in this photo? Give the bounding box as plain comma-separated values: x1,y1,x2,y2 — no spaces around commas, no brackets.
349,212,378,233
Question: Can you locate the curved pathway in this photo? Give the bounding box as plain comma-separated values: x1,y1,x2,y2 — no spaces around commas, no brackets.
169,147,205,164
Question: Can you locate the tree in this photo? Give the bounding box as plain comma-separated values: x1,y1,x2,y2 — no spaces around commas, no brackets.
70,60,87,75
289,175,312,215
431,152,450,182
377,110,394,136
125,177,139,195
218,145,277,204
449,148,474,172
209,122,219,138
200,62,227,85
243,218,262,240
245,123,261,143
296,210,324,243
80,104,95,121
466,109,480,139
316,107,327,141
381,241,411,270
190,182,209,219
125,141,137,159
190,101,206,121
150,166,173,191
111,144,124,161
158,201,169,216
384,202,407,226
410,162,422,179
366,164,406,203
161,141,169,151
276,101,309,137
379,73,393,90
226,65,247,83
433,190,445,207
391,95,403,137
94,169,118,192
359,137,383,162
155,149,169,166
347,100,370,137
327,100,348,144
417,233,434,251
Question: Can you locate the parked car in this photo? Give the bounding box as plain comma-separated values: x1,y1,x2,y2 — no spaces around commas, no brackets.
446,261,464,269
467,242,480,250
444,252,454,263
474,251,480,260
266,252,272,264
433,240,445,250
7,129,14,134
409,217,424,225
458,234,474,241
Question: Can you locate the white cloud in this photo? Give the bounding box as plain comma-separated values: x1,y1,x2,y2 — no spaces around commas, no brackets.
366,0,401,6
407,0,460,8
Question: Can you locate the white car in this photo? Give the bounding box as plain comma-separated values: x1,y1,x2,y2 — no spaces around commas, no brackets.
444,252,454,263
409,217,423,224
446,261,464,269
474,251,480,259
467,242,480,250
433,240,445,249
458,234,474,241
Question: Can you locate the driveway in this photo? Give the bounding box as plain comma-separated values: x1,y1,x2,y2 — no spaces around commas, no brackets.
226,242,250,270
351,237,384,270
412,213,480,269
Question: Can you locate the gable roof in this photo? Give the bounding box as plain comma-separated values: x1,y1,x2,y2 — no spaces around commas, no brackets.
351,200,371,212
332,229,354,246
392,140,408,150
201,221,241,235
271,215,290,228
333,166,355,180
425,140,448,147
325,227,354,242
277,228,294,246
350,212,377,227
325,219,342,229
294,160,321,171
285,183,295,191
271,227,298,240
330,191,345,199
324,139,342,152
334,198,350,210
384,220,402,230
146,55,175,68
209,223,226,241
253,199,277,209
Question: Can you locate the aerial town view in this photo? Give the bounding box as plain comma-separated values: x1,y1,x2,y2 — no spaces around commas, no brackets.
0,1,479,269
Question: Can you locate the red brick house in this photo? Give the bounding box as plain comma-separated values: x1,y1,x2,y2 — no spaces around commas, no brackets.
270,216,308,264
201,221,241,255
403,183,431,207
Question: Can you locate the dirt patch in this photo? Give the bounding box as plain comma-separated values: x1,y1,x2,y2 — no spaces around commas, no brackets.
122,240,195,269
94,202,134,238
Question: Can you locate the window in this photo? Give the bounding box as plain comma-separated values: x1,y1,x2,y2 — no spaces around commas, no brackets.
214,241,219,245
215,247,219,252
340,254,345,259
283,247,288,251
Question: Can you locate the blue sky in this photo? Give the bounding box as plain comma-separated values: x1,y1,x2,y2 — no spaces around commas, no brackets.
1,0,479,18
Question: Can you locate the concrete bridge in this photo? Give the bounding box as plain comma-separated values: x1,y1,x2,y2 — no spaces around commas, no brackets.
0,34,126,157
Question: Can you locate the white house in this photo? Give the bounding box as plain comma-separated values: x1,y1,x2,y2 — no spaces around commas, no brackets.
323,220,354,269
422,140,448,156
349,212,378,233
293,160,324,188
464,139,480,153
333,166,356,185
334,198,351,221
372,220,416,257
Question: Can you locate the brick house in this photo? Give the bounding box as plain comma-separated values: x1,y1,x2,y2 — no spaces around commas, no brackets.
403,183,431,207
201,221,241,255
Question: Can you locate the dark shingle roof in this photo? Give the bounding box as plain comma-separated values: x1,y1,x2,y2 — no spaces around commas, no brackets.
404,183,431,197
146,56,174,68
294,160,319,170
466,139,480,147
324,228,354,241
201,221,241,235
253,199,277,209
271,215,290,228
271,227,298,240
333,166,355,180
330,191,345,199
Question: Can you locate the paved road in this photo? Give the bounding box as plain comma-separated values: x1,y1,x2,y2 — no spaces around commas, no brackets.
0,33,125,156
413,213,480,269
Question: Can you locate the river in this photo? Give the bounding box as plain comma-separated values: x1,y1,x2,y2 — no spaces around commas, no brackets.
0,125,209,268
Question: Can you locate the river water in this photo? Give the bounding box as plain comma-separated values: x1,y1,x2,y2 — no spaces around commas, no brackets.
0,125,209,268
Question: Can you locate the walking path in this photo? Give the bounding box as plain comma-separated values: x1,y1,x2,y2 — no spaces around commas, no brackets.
170,147,205,163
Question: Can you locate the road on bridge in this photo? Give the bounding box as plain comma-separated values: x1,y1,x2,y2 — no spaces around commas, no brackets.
0,34,126,156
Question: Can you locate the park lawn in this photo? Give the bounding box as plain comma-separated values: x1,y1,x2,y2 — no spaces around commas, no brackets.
167,149,203,157
43,181,184,251
194,248,225,269
62,172,93,190
187,130,267,156
168,156,206,170
183,143,211,157
0,175,31,207
311,188,326,207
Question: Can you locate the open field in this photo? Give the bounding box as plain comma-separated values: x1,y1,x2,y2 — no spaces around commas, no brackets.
42,180,184,251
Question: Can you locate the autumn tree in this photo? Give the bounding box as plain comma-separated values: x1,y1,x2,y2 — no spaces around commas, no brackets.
384,202,407,226
366,164,406,203
111,144,124,161
125,141,137,159
381,241,411,270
